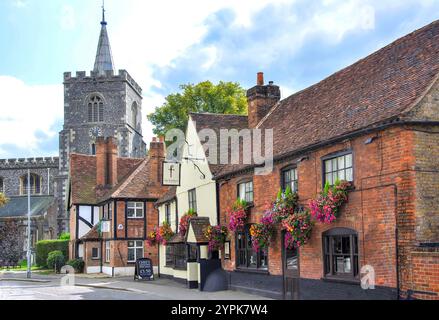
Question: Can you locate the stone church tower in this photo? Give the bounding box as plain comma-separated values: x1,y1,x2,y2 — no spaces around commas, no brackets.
57,9,146,232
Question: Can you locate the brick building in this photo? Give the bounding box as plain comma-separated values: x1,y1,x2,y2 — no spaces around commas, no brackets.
201,21,439,300
68,137,166,276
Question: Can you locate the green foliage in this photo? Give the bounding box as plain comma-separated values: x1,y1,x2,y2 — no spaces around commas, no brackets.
47,251,65,272
233,198,248,210
35,240,69,267
58,232,70,240
19,259,28,268
66,258,85,273
147,81,247,136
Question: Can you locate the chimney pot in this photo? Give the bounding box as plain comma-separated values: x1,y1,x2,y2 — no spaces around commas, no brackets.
153,137,157,142
269,81,274,85
257,72,264,86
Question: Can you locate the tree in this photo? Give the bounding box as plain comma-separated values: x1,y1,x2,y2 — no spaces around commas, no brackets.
0,221,23,267
148,81,247,136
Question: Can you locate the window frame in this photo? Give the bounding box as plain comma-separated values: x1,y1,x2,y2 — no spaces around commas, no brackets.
322,150,354,187
20,173,42,195
0,177,4,194
237,180,254,204
188,189,197,212
88,95,104,123
174,243,187,270
127,201,144,219
281,165,298,192
105,241,110,263
323,228,359,282
165,245,175,268
165,203,171,224
127,240,144,263
236,224,268,271
91,247,100,260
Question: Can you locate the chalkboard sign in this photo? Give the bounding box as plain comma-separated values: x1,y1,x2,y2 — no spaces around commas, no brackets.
134,258,154,281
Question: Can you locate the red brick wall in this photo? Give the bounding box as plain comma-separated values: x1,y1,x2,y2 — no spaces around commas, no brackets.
219,126,430,294
409,249,439,300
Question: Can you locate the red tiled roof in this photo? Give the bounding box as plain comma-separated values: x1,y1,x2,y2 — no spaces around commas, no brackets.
215,20,439,178
70,153,143,204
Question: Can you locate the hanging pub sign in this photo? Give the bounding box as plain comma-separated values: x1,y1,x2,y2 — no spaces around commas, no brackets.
134,258,154,281
162,161,181,186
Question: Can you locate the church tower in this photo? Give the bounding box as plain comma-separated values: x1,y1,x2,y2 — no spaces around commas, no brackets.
57,6,146,232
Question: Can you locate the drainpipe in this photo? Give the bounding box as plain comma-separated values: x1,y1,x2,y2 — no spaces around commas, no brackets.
216,182,220,226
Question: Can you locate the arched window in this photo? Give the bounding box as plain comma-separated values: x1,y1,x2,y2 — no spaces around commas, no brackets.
323,228,359,280
131,102,138,129
88,95,104,123
0,177,4,193
20,173,42,195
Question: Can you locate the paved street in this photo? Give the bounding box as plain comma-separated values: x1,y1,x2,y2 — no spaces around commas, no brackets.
0,272,270,300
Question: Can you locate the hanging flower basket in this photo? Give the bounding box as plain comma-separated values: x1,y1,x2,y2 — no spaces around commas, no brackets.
228,199,249,232
147,222,174,246
282,211,313,249
179,209,197,236
146,229,158,247
249,219,274,252
309,180,351,224
267,186,298,223
204,225,228,252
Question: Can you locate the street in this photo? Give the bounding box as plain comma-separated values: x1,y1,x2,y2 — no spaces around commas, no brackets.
0,272,270,300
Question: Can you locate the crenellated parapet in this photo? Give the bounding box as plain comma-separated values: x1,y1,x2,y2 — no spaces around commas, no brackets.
63,69,142,95
0,157,59,169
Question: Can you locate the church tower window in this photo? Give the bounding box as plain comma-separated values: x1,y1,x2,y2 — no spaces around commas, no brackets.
0,177,4,193
131,102,138,129
20,173,42,195
88,95,104,123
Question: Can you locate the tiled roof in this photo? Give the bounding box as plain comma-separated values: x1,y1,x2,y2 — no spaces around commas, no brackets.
215,20,439,178
70,153,143,205
80,224,100,240
0,196,55,218
156,186,177,206
186,217,210,244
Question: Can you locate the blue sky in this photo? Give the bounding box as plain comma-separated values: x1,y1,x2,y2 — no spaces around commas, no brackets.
0,0,438,158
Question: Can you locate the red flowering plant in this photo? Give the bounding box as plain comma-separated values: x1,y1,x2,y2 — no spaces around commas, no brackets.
249,213,275,252
228,199,248,232
204,225,228,251
147,221,174,246
282,211,313,249
309,180,351,224
179,209,197,236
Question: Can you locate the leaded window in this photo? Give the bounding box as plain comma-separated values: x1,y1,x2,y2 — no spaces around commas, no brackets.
174,244,187,270
20,173,41,195
88,95,104,123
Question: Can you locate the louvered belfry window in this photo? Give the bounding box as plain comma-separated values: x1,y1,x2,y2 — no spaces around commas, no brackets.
88,95,104,122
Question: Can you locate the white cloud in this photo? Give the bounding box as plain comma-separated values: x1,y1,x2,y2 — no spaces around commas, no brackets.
60,5,76,30
11,0,28,8
0,76,63,158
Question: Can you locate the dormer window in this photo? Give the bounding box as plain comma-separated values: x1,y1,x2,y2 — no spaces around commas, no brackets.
88,95,104,123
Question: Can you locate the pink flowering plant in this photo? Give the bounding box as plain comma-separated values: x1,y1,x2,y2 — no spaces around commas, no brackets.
147,221,174,246
228,199,248,232
269,186,299,223
204,225,229,251
179,209,197,236
309,180,351,224
249,213,275,252
282,211,313,249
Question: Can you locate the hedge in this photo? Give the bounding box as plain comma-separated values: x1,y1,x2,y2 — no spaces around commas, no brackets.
35,240,69,267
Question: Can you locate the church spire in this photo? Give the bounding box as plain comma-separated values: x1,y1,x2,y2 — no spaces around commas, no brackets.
93,0,114,75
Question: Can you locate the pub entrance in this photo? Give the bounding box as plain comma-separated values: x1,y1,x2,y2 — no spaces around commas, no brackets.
282,232,300,300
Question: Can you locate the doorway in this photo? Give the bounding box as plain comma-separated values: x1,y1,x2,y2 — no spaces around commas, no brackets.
282,232,300,300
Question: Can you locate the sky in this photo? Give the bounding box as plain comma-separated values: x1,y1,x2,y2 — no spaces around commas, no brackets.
0,0,438,158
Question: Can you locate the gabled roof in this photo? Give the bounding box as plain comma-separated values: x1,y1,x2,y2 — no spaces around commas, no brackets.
0,196,55,219
215,19,439,178
156,186,177,206
80,224,100,241
186,217,210,244
70,153,143,205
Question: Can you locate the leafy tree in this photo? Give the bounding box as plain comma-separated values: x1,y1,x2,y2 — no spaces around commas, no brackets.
58,232,70,240
0,221,23,267
148,81,247,136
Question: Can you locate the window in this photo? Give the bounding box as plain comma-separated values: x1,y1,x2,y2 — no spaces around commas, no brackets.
237,225,267,270
187,244,198,262
105,241,110,263
174,244,187,270
165,245,174,267
88,95,104,123
131,102,138,129
281,167,298,192
108,203,112,220
323,228,359,280
128,240,144,263
20,173,41,195
188,189,197,212
238,181,254,203
91,143,96,155
165,204,171,224
127,202,144,218
92,247,100,260
324,152,353,186
0,177,4,193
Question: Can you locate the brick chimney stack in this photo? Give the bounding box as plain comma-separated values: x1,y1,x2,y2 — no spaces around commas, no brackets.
148,136,165,184
247,72,281,128
96,137,118,187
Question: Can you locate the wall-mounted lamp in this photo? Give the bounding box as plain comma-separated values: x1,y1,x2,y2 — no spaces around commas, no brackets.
364,136,378,145
297,156,309,164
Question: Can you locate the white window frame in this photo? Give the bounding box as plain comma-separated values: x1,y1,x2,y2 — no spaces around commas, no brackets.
127,240,144,263
324,152,353,186
92,247,100,260
105,241,110,263
127,202,144,218
238,181,254,203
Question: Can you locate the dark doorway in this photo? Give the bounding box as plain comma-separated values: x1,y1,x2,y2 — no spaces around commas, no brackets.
282,232,300,300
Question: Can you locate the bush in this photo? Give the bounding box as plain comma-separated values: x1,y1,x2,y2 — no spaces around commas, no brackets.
58,233,70,240
18,259,28,268
47,251,65,272
66,259,84,273
35,240,69,267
